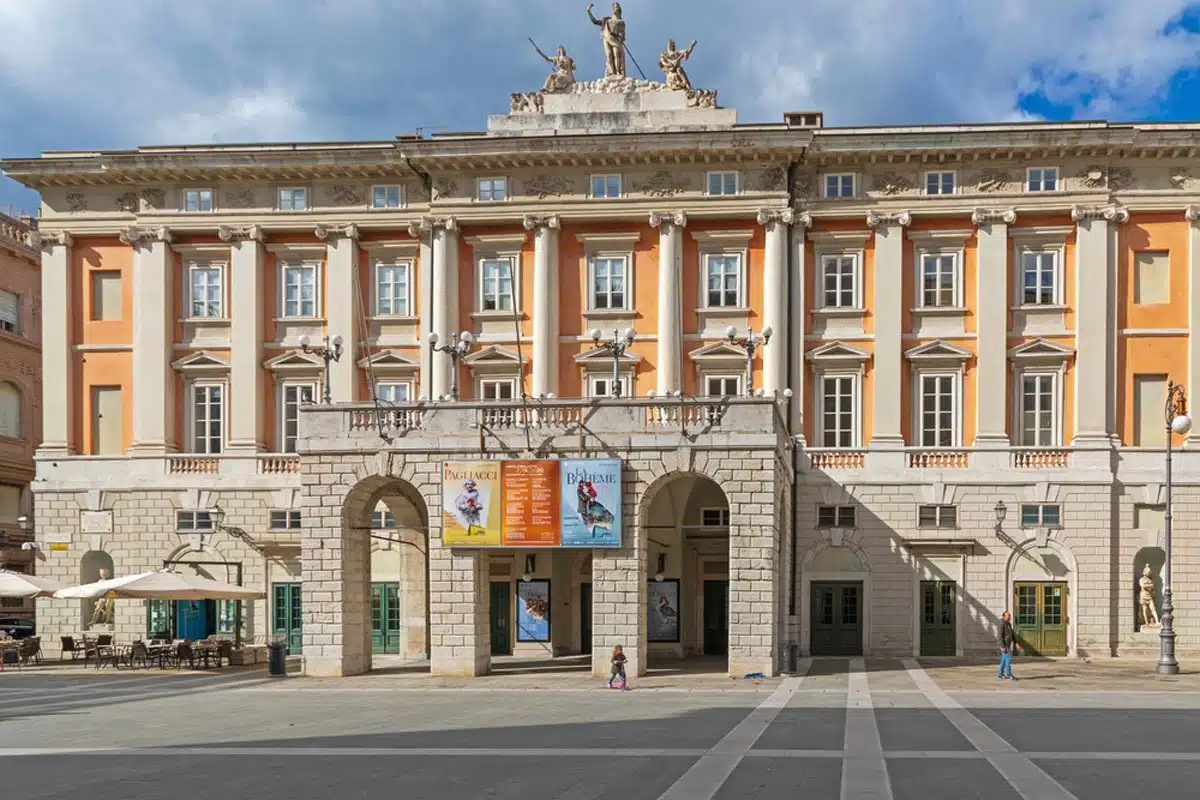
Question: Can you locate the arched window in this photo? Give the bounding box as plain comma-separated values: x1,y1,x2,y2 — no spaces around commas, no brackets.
0,382,20,438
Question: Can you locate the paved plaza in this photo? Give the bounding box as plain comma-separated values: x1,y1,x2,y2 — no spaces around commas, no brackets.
2,659,1200,799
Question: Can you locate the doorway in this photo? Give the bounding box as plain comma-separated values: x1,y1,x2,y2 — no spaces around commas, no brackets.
273,582,303,655
919,580,956,656
490,581,512,656
371,582,401,655
702,580,729,656
810,582,863,656
579,582,592,655
1014,582,1068,656
176,600,214,641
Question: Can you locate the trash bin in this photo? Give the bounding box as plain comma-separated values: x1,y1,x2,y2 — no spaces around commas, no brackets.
782,642,799,675
267,639,288,677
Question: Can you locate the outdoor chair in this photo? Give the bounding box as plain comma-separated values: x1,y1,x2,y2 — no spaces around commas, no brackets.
125,641,151,669
60,636,85,661
170,641,195,670
96,634,113,647
18,637,42,668
216,640,234,667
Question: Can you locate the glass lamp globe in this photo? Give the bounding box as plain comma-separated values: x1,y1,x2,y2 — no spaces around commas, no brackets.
1172,414,1193,435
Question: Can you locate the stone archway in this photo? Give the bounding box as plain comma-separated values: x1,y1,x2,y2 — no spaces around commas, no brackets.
1003,535,1078,656
798,540,872,657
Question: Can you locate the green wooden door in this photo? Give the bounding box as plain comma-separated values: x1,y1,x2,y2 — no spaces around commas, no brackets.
490,582,512,656
273,583,303,655
371,583,401,655
920,580,956,656
810,582,863,656
1014,582,1067,656
703,580,729,656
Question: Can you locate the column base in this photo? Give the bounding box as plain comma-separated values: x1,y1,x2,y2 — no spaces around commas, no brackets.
972,435,1011,450
868,434,906,450
303,653,371,678
127,442,177,456
430,650,490,677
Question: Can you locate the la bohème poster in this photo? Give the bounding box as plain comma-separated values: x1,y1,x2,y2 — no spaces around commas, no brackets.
558,459,622,547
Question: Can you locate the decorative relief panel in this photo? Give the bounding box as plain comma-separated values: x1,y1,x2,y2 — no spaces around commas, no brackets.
870,171,914,195
225,188,256,209
140,187,166,211
970,169,1015,193
65,193,87,213
324,183,363,207
432,178,458,201
635,170,689,197
522,174,574,199
115,192,139,213
790,171,816,204
752,167,786,192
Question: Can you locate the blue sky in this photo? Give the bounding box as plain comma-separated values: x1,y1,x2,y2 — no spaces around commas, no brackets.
3,0,1200,214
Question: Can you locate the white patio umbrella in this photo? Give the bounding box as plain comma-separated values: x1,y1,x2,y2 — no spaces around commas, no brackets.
54,570,264,601
0,569,67,599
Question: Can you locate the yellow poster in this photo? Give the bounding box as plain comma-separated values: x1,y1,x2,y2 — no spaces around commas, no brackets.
442,461,503,546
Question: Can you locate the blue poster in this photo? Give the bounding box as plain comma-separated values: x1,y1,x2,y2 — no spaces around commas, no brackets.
517,580,550,642
559,459,622,548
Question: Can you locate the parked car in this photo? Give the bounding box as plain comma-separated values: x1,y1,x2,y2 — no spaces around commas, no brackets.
0,617,35,639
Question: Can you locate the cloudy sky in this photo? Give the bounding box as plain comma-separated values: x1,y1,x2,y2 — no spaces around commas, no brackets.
3,0,1200,213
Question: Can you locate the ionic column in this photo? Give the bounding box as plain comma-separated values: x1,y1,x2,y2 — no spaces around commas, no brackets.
650,211,686,395
789,212,812,438
1071,204,1127,446
867,210,911,448
1187,206,1200,447
125,226,175,454
429,218,459,400
220,225,267,451
972,208,1017,447
757,208,793,398
37,232,73,456
524,214,561,397
316,224,361,403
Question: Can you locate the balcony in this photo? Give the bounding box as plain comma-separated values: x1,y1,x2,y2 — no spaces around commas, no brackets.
35,453,301,491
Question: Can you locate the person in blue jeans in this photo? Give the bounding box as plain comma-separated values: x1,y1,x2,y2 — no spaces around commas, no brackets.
998,611,1020,680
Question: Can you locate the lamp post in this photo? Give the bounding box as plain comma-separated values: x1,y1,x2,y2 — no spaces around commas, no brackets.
589,328,636,397
724,326,772,396
1159,380,1191,675
203,505,255,648
299,334,344,405
428,331,474,401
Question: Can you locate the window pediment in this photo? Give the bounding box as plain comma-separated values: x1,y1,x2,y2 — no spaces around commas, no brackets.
688,341,746,366
1008,338,1074,365
464,345,525,374
357,349,420,374
574,346,643,369
904,339,972,365
171,350,231,375
263,350,325,373
806,341,871,366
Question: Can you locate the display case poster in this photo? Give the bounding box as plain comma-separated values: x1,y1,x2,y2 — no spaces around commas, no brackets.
648,580,681,642
442,461,503,546
559,459,623,548
501,460,562,547
517,580,551,642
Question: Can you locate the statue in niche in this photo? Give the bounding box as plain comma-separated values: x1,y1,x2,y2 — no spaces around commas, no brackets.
1138,563,1160,629
659,39,697,92
89,568,115,627
532,42,576,93
587,2,627,78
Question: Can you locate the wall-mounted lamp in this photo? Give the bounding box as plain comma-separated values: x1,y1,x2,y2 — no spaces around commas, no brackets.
20,541,41,551
993,501,1007,526
522,554,536,583
654,552,666,582
17,515,31,531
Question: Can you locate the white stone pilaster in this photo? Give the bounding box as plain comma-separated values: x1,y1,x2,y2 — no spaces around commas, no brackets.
37,232,73,456
867,210,911,447
757,208,794,399
789,212,812,438
316,224,361,403
650,210,686,395
408,222,435,401
124,226,175,454
524,214,561,397
221,225,267,451
416,218,458,400
1187,206,1200,447
972,208,1017,447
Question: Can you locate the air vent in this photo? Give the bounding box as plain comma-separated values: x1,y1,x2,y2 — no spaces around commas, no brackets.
784,111,824,129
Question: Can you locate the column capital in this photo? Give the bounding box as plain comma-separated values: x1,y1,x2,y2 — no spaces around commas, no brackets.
521,214,561,231
970,207,1017,227
649,210,687,229
1186,206,1200,223
119,225,172,248
314,223,360,241
217,224,266,243
408,216,457,237
866,209,912,229
36,231,72,252
756,208,798,227
1071,203,1129,224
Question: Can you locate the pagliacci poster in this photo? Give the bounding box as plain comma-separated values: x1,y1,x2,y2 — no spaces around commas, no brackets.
441,461,503,546
558,459,622,547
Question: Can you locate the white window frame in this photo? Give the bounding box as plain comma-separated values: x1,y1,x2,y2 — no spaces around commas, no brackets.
823,173,856,199
279,260,321,319
277,186,309,211
0,381,21,438
375,380,413,404
370,184,405,210
587,373,633,399
182,188,214,213
478,256,518,313
372,509,397,529
1017,246,1064,307
476,176,509,202
816,251,862,309
916,250,963,309
914,370,963,448
280,381,317,454
700,507,730,528
1020,503,1062,529
373,259,413,317
924,171,956,196
703,374,743,398
917,505,958,529
700,250,746,309
706,171,740,197
269,509,303,530
588,254,630,311
814,371,862,449
817,505,856,528
590,174,623,199
176,510,214,532
185,261,226,319
1014,367,1064,448
479,377,517,401
1025,167,1059,192
0,289,20,334
186,380,226,455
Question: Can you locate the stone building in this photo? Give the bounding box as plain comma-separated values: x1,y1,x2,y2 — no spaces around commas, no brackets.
6,28,1200,676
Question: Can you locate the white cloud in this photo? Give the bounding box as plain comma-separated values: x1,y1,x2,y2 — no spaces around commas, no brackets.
153,87,318,144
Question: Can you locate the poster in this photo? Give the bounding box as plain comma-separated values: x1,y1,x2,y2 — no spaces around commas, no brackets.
441,461,503,546
648,580,681,643
501,461,561,547
559,459,623,547
517,580,551,642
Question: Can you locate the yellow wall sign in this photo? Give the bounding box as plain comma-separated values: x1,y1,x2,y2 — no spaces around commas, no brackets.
48,543,70,551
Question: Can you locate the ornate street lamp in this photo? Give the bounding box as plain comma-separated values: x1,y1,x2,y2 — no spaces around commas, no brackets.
299,334,344,405
589,328,636,397
428,331,474,401
1159,380,1191,675
993,501,1007,528
724,326,772,397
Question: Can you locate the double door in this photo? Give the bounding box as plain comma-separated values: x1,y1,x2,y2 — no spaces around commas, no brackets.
1014,582,1068,656
920,580,957,656
371,583,401,655
811,582,862,656
273,583,303,655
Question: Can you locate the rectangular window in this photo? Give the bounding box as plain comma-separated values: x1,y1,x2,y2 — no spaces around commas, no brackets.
91,271,123,321
269,510,302,530
920,254,957,308
281,384,315,454
817,505,856,528
282,264,317,318
704,254,741,308
188,264,223,318
375,382,411,403
588,374,632,398
707,171,739,196
0,289,19,334
176,510,213,531
183,189,213,213
375,262,411,316
371,509,397,529
278,187,308,211
700,507,730,527
925,171,955,195
591,174,622,199
371,185,403,209
1020,504,1061,528
918,505,957,528
191,384,223,454
590,256,627,310
481,379,516,400
480,258,515,311
704,375,742,398
1134,252,1170,305
1133,374,1168,447
1021,251,1058,306
824,174,855,198
820,255,857,308
1020,373,1056,447
1026,167,1058,192
919,374,957,448
820,375,856,448
476,177,507,202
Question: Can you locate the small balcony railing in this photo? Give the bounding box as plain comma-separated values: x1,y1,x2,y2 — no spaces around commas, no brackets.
906,449,970,469
806,449,867,469
1011,448,1070,469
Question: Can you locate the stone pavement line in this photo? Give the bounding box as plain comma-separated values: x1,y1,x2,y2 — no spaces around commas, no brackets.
841,657,893,800
656,658,811,800
0,675,277,721
0,747,709,758
902,659,1078,800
